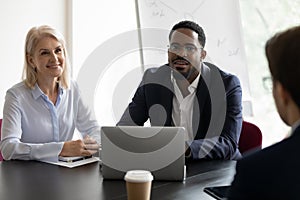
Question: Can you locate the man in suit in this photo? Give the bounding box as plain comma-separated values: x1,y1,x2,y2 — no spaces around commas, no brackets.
117,20,243,160
228,26,300,199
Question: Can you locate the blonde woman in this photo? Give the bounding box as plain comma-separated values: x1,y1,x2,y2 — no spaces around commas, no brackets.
0,25,100,161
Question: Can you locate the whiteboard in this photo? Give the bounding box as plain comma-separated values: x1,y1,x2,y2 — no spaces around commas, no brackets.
136,0,252,115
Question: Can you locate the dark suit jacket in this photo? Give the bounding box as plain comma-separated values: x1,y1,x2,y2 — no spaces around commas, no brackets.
117,62,242,160
228,125,300,199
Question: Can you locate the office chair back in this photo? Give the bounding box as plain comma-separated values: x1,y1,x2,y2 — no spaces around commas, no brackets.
239,121,262,155
0,119,3,161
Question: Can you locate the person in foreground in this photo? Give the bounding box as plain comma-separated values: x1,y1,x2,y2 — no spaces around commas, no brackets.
228,25,300,199
0,25,100,161
117,20,243,160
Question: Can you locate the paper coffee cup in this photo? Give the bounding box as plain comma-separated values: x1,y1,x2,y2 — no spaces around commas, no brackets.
124,170,153,200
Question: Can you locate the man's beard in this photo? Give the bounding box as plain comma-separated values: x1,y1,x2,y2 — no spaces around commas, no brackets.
173,65,198,81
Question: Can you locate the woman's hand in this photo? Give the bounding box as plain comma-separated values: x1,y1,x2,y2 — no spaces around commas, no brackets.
59,136,100,157
83,135,100,154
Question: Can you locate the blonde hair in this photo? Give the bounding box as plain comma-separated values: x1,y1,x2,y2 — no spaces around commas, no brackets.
22,25,70,89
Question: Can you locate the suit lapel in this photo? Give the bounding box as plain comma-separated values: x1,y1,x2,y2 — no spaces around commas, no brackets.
192,64,211,138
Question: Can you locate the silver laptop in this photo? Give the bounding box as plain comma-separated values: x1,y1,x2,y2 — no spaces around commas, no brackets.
100,126,186,181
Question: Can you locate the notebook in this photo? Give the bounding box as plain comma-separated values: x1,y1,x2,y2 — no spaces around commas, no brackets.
100,126,186,181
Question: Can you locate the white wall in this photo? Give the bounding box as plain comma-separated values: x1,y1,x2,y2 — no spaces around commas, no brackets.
0,0,67,118
72,0,141,125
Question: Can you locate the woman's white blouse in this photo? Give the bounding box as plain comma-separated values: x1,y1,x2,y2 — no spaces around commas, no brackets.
0,81,100,161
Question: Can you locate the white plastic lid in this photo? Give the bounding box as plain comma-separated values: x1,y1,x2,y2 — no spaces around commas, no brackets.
124,170,153,183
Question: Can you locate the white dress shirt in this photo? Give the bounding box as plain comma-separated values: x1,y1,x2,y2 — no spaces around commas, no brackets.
171,72,200,143
0,81,100,161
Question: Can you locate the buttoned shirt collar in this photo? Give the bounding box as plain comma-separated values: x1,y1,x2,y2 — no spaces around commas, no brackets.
171,70,200,95
31,83,64,100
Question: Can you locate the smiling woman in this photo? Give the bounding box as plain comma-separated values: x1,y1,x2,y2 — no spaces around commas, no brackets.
23,25,69,91
0,25,101,161
27,36,65,104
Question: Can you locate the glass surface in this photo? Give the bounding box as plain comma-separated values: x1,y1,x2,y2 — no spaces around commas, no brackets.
239,0,300,147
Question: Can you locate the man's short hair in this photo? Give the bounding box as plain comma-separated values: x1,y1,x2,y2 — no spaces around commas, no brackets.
265,25,300,107
169,20,206,47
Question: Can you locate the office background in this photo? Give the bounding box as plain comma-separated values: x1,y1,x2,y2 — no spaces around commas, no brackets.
0,0,300,148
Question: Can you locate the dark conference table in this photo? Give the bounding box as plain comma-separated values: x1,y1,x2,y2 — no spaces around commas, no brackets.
0,159,236,200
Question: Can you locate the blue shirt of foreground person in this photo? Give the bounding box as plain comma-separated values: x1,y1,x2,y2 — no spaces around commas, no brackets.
117,20,243,160
0,25,100,161
228,26,300,199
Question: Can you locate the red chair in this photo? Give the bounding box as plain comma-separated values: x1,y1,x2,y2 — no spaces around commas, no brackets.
238,121,263,155
0,119,3,161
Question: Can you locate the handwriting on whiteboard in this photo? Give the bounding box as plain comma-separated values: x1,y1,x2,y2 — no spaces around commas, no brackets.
145,0,206,19
142,0,239,57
